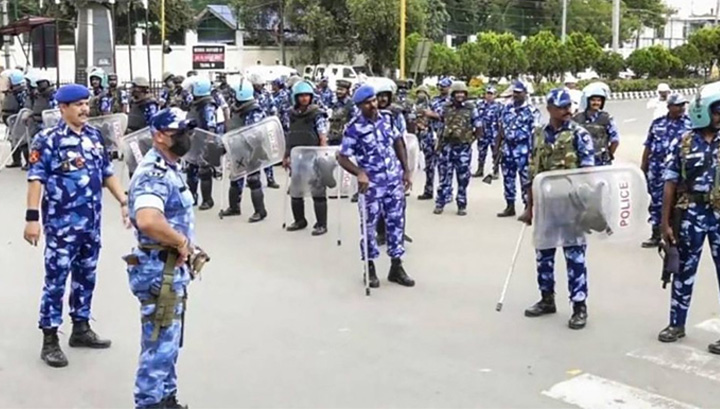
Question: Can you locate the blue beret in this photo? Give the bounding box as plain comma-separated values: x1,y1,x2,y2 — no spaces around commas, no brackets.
546,88,573,108
353,84,376,105
56,84,90,104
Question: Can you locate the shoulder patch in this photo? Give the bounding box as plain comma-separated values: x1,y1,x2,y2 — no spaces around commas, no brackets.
147,169,166,178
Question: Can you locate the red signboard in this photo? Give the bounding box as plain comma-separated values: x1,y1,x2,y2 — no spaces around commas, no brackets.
192,45,225,70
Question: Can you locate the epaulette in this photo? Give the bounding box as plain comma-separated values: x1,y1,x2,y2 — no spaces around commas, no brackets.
146,155,168,178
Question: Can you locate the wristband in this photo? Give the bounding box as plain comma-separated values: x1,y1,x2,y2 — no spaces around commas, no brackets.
25,209,39,222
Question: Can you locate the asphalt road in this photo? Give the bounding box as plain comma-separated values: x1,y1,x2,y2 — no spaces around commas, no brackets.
1,98,720,408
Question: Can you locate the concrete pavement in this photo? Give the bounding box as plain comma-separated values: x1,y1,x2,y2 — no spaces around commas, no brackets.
1,99,720,408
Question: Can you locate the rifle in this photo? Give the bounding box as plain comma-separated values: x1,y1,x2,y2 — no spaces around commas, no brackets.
659,207,682,289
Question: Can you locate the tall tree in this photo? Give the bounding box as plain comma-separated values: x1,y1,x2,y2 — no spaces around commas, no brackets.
347,0,426,73
565,32,603,75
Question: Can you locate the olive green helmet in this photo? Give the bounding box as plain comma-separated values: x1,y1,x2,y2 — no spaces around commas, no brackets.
450,81,468,95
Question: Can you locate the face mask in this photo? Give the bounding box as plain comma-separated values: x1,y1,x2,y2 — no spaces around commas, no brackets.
169,130,192,157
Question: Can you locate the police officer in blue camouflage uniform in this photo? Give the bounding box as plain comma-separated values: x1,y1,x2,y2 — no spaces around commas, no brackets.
159,72,174,109
573,85,620,166
640,94,692,249
316,76,334,109
219,80,269,222
418,77,452,200
24,84,130,368
657,85,720,354
211,87,230,135
4,69,30,168
472,85,502,179
249,73,280,189
284,80,331,236
125,107,201,408
518,88,595,330
185,76,218,210
497,80,540,218
102,73,129,115
338,84,415,288
434,81,481,216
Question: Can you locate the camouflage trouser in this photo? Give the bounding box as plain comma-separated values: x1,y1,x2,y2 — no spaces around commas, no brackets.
476,130,497,173
501,139,530,204
418,130,437,196
264,166,275,182
670,204,720,327
39,231,100,329
646,161,664,228
536,245,588,302
134,293,184,408
436,143,471,208
359,181,406,260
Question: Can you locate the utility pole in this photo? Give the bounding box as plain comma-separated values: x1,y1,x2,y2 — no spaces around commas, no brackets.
612,0,620,52
161,0,165,76
279,0,286,65
715,0,720,25
1,0,9,69
561,0,567,44
400,0,405,79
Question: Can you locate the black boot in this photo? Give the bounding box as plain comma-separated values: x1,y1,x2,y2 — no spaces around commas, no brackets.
311,198,328,236
457,207,467,216
248,189,267,223
497,201,516,218
41,328,68,368
266,178,280,189
376,218,387,245
418,192,433,200
162,394,188,409
433,206,443,214
7,147,22,168
568,302,588,330
472,165,484,178
351,193,359,203
68,321,112,349
524,291,557,317
642,226,661,248
287,198,308,231
658,325,686,343
187,179,198,206
388,258,415,287
199,179,214,210
492,171,499,180
366,260,380,288
219,184,241,217
708,339,720,355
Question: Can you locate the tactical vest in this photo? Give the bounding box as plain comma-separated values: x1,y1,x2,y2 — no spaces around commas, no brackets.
227,101,261,131
531,125,578,178
187,96,217,131
329,98,354,142
442,102,475,143
2,90,21,121
412,101,430,133
109,88,124,114
677,131,720,211
573,111,610,162
287,105,321,153
128,97,155,132
31,90,53,123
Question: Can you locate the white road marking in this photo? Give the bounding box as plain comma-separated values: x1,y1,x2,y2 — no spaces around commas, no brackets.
627,344,720,383
542,373,695,409
623,118,638,123
695,318,720,335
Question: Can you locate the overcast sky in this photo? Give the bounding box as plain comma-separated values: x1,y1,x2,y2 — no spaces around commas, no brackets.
669,0,718,17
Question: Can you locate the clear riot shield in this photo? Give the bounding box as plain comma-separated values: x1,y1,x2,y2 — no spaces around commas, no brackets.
289,146,351,198
8,108,32,147
222,116,285,180
42,108,61,129
404,133,421,181
88,113,128,150
184,129,224,168
120,127,153,174
533,164,649,250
